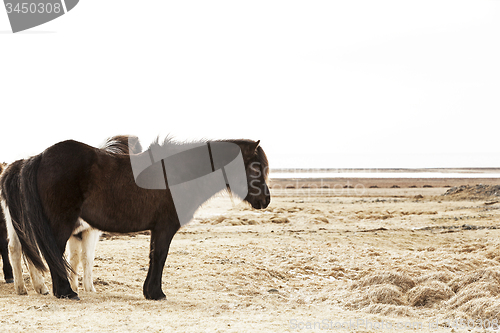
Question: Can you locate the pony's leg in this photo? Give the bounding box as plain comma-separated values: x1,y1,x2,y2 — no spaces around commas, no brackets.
48,219,80,300
2,200,24,292
26,260,49,295
0,236,13,283
7,232,48,295
67,235,81,292
4,207,47,294
7,232,27,295
81,229,100,292
143,222,179,300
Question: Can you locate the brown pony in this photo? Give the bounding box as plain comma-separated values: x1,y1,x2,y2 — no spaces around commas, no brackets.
1,137,270,300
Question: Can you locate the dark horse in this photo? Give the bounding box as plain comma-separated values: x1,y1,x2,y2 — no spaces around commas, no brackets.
0,163,13,283
1,137,270,300
1,135,143,296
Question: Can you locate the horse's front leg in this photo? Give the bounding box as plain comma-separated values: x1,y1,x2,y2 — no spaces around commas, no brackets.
143,222,179,300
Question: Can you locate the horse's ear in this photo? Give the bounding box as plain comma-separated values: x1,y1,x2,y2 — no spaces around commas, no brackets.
240,140,261,158
250,140,260,153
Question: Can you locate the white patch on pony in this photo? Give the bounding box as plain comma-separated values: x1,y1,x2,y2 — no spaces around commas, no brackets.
72,219,90,235
1,195,28,295
27,259,49,295
67,234,81,292
67,218,101,292
81,228,100,292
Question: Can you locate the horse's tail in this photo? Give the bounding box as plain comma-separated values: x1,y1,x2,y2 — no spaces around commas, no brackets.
20,154,71,278
0,160,47,272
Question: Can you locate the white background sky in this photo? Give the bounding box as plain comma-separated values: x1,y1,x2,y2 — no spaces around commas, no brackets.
1,1,499,168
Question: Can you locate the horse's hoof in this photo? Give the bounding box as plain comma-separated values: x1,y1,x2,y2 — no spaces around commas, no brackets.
146,294,166,301
63,295,81,301
35,285,50,295
5,278,14,284
58,293,80,301
16,288,28,295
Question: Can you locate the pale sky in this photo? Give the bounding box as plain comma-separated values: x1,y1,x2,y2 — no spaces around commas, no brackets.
1,1,499,168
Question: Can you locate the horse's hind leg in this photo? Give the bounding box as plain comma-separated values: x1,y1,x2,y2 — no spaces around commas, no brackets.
47,215,80,300
2,203,28,294
26,260,49,295
8,232,27,295
5,210,49,294
143,222,180,300
9,233,48,295
0,246,13,283
0,232,13,283
0,202,13,283
67,234,81,292
81,229,100,292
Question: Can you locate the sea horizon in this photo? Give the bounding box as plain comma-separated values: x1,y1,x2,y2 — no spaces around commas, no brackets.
270,167,500,179
269,152,500,170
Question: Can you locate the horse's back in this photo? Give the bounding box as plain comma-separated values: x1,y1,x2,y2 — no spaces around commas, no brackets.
39,140,97,177
80,151,162,232
41,139,96,165
37,140,99,220
27,138,161,233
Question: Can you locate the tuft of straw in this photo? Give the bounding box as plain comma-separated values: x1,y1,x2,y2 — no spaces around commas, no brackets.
368,284,406,306
416,271,456,284
446,281,500,310
449,268,500,293
353,271,416,292
407,281,454,307
456,297,500,321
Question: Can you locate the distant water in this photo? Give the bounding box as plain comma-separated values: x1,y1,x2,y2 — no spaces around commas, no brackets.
270,153,500,169
270,171,500,179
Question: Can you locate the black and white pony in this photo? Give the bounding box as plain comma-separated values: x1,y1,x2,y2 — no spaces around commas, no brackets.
0,135,142,295
1,136,270,300
0,162,13,284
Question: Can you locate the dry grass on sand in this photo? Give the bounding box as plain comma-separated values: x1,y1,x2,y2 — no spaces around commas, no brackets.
1,178,500,332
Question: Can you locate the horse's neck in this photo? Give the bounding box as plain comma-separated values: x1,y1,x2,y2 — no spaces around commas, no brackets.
169,170,228,226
